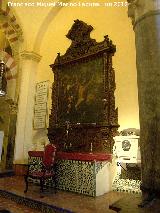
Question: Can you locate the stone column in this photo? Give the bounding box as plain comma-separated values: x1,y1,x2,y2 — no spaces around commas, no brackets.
128,0,160,195
14,51,41,164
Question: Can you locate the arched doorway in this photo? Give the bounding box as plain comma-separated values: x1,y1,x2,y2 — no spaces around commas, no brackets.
0,33,18,169
0,1,22,169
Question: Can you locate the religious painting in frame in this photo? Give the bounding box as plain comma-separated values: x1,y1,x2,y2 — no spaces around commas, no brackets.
58,57,104,124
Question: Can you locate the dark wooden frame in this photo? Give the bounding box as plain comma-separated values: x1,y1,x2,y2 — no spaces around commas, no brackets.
48,20,119,153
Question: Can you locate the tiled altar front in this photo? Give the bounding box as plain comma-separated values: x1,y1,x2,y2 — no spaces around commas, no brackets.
28,151,117,197
56,152,116,197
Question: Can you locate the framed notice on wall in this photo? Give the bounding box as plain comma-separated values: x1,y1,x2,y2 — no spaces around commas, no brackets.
33,81,49,129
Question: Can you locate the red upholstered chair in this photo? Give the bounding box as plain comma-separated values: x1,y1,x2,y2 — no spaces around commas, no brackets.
24,144,57,195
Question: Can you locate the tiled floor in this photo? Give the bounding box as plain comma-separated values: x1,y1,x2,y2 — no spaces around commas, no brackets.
0,176,122,213
110,194,160,213
1,176,160,213
0,196,39,213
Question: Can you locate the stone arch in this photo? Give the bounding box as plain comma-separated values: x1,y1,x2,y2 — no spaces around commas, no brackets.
0,0,22,169
0,1,23,44
0,50,17,99
0,50,17,80
33,0,71,52
0,0,23,100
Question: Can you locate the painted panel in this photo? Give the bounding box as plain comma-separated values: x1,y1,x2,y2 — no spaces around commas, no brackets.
58,57,104,124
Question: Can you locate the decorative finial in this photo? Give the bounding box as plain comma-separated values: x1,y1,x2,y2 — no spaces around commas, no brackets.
104,35,109,41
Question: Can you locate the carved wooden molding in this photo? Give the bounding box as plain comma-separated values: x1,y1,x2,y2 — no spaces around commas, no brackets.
51,19,115,67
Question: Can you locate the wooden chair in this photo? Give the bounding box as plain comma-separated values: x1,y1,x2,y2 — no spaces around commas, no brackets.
24,144,57,196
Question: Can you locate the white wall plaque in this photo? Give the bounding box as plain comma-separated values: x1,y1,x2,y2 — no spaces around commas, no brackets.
33,81,49,129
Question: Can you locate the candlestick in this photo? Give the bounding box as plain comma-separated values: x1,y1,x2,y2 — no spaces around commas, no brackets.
90,142,93,153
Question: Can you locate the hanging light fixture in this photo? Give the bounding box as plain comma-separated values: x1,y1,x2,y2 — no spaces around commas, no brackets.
0,33,7,97
0,59,6,96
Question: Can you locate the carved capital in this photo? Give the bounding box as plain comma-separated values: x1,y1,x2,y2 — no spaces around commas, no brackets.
9,102,18,114
20,51,41,62
4,96,18,114
127,0,160,27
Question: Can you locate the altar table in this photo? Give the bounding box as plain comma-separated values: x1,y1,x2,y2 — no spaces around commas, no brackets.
28,151,117,196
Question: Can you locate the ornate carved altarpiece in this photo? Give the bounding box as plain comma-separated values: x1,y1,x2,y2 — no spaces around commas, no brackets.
48,20,119,153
